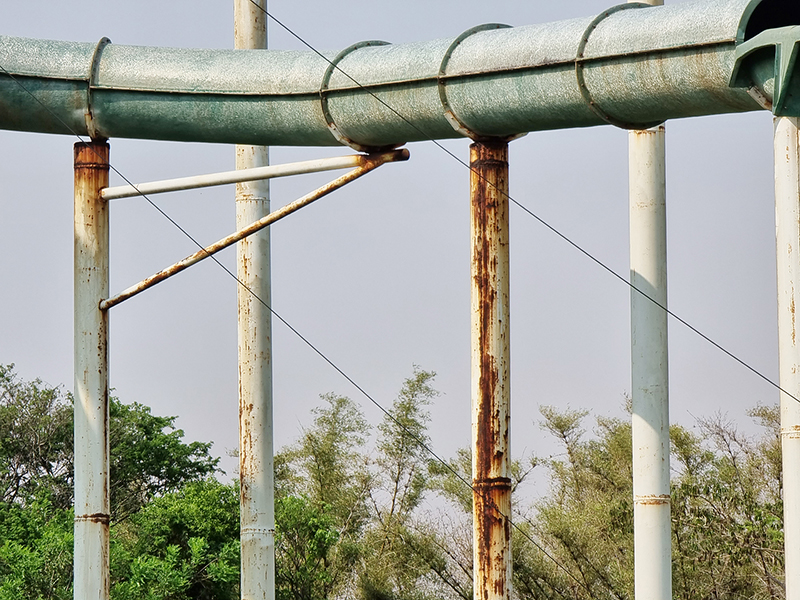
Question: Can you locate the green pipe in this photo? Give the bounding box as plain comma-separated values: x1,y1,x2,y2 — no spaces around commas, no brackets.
0,0,796,148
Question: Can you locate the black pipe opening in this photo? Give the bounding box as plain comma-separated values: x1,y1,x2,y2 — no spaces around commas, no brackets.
744,0,800,40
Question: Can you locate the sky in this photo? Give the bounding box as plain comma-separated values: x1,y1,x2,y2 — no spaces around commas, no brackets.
0,0,780,490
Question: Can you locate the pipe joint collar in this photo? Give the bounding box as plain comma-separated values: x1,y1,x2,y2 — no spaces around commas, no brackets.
85,37,111,141
320,40,402,152
438,24,526,142
576,3,663,130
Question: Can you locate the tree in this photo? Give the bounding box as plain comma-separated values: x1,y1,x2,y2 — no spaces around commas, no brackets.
109,400,219,521
276,392,372,598
670,408,784,600
0,365,224,599
0,365,72,507
504,404,787,600
111,479,240,600
358,367,439,600
275,495,339,600
0,495,73,600
0,364,219,519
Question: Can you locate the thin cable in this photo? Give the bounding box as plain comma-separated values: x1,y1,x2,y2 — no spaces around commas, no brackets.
3,63,582,586
0,15,782,594
0,23,779,594
251,0,799,406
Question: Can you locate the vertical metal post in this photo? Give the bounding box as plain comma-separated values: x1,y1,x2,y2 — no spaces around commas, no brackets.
471,140,511,600
629,119,671,600
627,5,670,599
774,116,800,600
74,140,110,600
235,1,274,599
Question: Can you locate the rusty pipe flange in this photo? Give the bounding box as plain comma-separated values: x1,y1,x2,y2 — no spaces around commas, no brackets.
85,37,111,141
319,40,402,153
576,3,663,130
472,477,513,491
438,24,525,143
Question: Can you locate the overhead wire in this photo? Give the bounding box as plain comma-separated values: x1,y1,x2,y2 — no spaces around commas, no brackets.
1,51,590,595
245,0,797,592
251,0,797,404
0,5,790,594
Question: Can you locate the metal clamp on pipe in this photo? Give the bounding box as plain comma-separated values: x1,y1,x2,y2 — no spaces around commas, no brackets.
575,3,662,130
438,24,517,142
320,40,400,152
85,37,110,141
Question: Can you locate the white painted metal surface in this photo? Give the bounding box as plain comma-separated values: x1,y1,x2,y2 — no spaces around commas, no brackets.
101,154,365,200
629,117,671,599
235,1,275,599
628,9,670,600
100,151,407,311
774,116,800,600
73,141,110,600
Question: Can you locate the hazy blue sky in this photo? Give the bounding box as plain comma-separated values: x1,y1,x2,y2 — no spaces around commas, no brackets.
0,0,779,486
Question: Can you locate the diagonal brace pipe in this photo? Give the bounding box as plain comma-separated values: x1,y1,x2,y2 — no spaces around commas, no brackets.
100,148,408,310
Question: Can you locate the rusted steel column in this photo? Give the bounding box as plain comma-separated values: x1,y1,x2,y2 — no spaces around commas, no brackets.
774,116,800,600
74,140,110,600
235,1,274,599
470,140,511,600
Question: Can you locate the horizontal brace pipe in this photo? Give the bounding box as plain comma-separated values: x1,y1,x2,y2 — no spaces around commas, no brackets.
101,153,366,200
100,148,408,310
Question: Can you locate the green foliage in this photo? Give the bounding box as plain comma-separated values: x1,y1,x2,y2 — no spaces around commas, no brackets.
0,365,224,599
671,411,784,600
0,495,73,600
111,479,240,600
359,368,440,600
276,392,372,598
286,392,372,533
275,496,339,600
0,365,73,508
374,368,436,521
109,401,219,521
277,368,456,600
427,448,472,513
0,364,219,519
508,405,787,600
0,363,792,600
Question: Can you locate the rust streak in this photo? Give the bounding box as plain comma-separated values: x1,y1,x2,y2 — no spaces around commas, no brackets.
471,140,510,600
634,494,671,506
75,513,111,525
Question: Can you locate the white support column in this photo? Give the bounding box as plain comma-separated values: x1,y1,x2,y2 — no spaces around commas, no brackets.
774,116,800,600
235,1,274,599
629,123,671,600
73,141,110,600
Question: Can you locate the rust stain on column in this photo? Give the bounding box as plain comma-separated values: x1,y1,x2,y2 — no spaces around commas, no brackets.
470,140,511,600
74,140,111,600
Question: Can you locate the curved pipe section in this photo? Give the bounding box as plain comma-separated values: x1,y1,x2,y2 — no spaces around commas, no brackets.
0,0,795,148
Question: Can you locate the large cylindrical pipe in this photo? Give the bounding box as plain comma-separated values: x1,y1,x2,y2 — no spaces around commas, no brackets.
0,0,783,147
774,116,800,600
471,140,511,600
629,122,671,600
73,141,110,600
235,1,275,599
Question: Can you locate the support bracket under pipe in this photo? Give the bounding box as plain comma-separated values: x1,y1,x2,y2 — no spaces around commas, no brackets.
99,148,409,310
